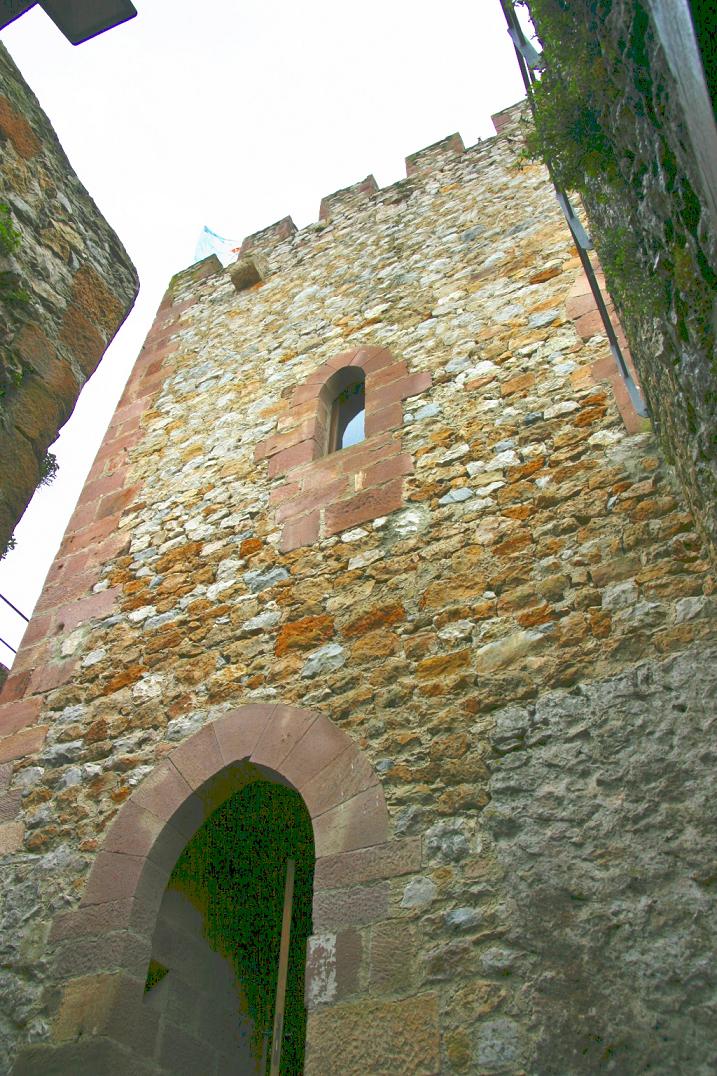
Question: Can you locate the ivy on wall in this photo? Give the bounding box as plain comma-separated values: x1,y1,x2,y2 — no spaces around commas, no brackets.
0,201,30,408
166,780,315,1075
520,0,715,351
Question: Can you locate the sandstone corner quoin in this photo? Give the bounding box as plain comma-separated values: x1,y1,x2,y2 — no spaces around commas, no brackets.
0,43,139,560
0,93,716,1076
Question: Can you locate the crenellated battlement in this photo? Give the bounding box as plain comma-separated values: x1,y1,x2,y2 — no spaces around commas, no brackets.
175,99,528,300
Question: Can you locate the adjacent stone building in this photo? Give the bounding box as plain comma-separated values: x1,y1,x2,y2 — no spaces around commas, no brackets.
0,42,138,557
0,102,715,1073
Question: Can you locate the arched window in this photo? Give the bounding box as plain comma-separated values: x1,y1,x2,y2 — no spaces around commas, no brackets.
319,367,366,454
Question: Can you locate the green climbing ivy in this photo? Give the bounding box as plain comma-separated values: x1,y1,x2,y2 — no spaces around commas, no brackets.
167,780,315,1075
519,0,716,348
0,204,21,256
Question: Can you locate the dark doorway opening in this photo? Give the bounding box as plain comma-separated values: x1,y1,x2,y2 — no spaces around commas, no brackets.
144,777,315,1075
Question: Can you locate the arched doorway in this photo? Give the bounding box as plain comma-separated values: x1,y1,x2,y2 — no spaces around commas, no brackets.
144,771,314,1074
13,704,428,1075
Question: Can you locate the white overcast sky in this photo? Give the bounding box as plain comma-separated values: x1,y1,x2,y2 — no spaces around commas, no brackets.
0,0,526,664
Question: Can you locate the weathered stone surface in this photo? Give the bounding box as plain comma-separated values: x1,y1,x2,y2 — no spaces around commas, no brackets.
0,45,138,555
483,646,717,1073
531,1,717,565
305,993,440,1075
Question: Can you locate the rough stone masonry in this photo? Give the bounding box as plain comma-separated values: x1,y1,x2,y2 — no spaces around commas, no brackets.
0,103,715,1074
0,43,138,558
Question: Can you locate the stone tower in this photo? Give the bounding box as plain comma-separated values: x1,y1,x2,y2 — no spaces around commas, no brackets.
1,103,716,1074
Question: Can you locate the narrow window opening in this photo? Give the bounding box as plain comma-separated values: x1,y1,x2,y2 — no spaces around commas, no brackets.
324,369,366,453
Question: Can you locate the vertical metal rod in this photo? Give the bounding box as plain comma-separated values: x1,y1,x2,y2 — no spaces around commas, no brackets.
269,858,295,1076
497,0,648,417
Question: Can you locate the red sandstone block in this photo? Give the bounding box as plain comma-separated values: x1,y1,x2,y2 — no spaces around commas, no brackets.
301,743,378,818
94,428,137,465
312,784,389,858
276,399,316,432
574,309,605,341
362,453,414,488
325,479,403,536
256,418,319,462
168,724,223,792
54,588,118,635
314,838,422,890
335,432,398,474
0,820,25,854
0,696,42,737
28,659,76,695
0,789,22,823
96,486,137,521
37,569,99,615
52,929,151,983
50,898,139,942
313,881,390,931
281,717,353,791
10,640,47,677
66,498,97,535
130,760,202,837
0,669,30,704
142,352,172,378
352,347,395,372
305,930,363,1010
322,348,363,372
566,292,597,320
251,704,319,772
114,414,143,443
114,395,149,425
276,479,347,524
18,610,53,648
364,402,403,437
213,704,275,764
103,801,166,859
92,529,131,565
290,381,324,407
61,515,117,556
369,361,410,390
103,801,186,873
296,457,346,491
589,358,643,435
47,548,92,585
81,851,155,907
368,371,431,409
267,438,317,478
131,368,167,404
269,481,301,506
280,510,321,552
0,724,47,764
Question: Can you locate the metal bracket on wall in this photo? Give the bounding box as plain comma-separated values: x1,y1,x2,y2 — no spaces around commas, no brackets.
498,0,649,419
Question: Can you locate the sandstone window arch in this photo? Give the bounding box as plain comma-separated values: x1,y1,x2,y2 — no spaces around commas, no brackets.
320,366,366,453
16,705,431,1075
255,347,432,550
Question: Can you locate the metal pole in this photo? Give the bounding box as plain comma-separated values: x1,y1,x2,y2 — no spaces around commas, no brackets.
269,858,295,1076
497,0,648,418
0,593,29,622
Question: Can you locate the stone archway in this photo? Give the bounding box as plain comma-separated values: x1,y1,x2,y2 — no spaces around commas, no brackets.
12,705,430,1075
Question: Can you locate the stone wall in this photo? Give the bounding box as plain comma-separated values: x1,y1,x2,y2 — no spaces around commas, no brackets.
529,0,717,566
0,103,715,1073
0,43,138,555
